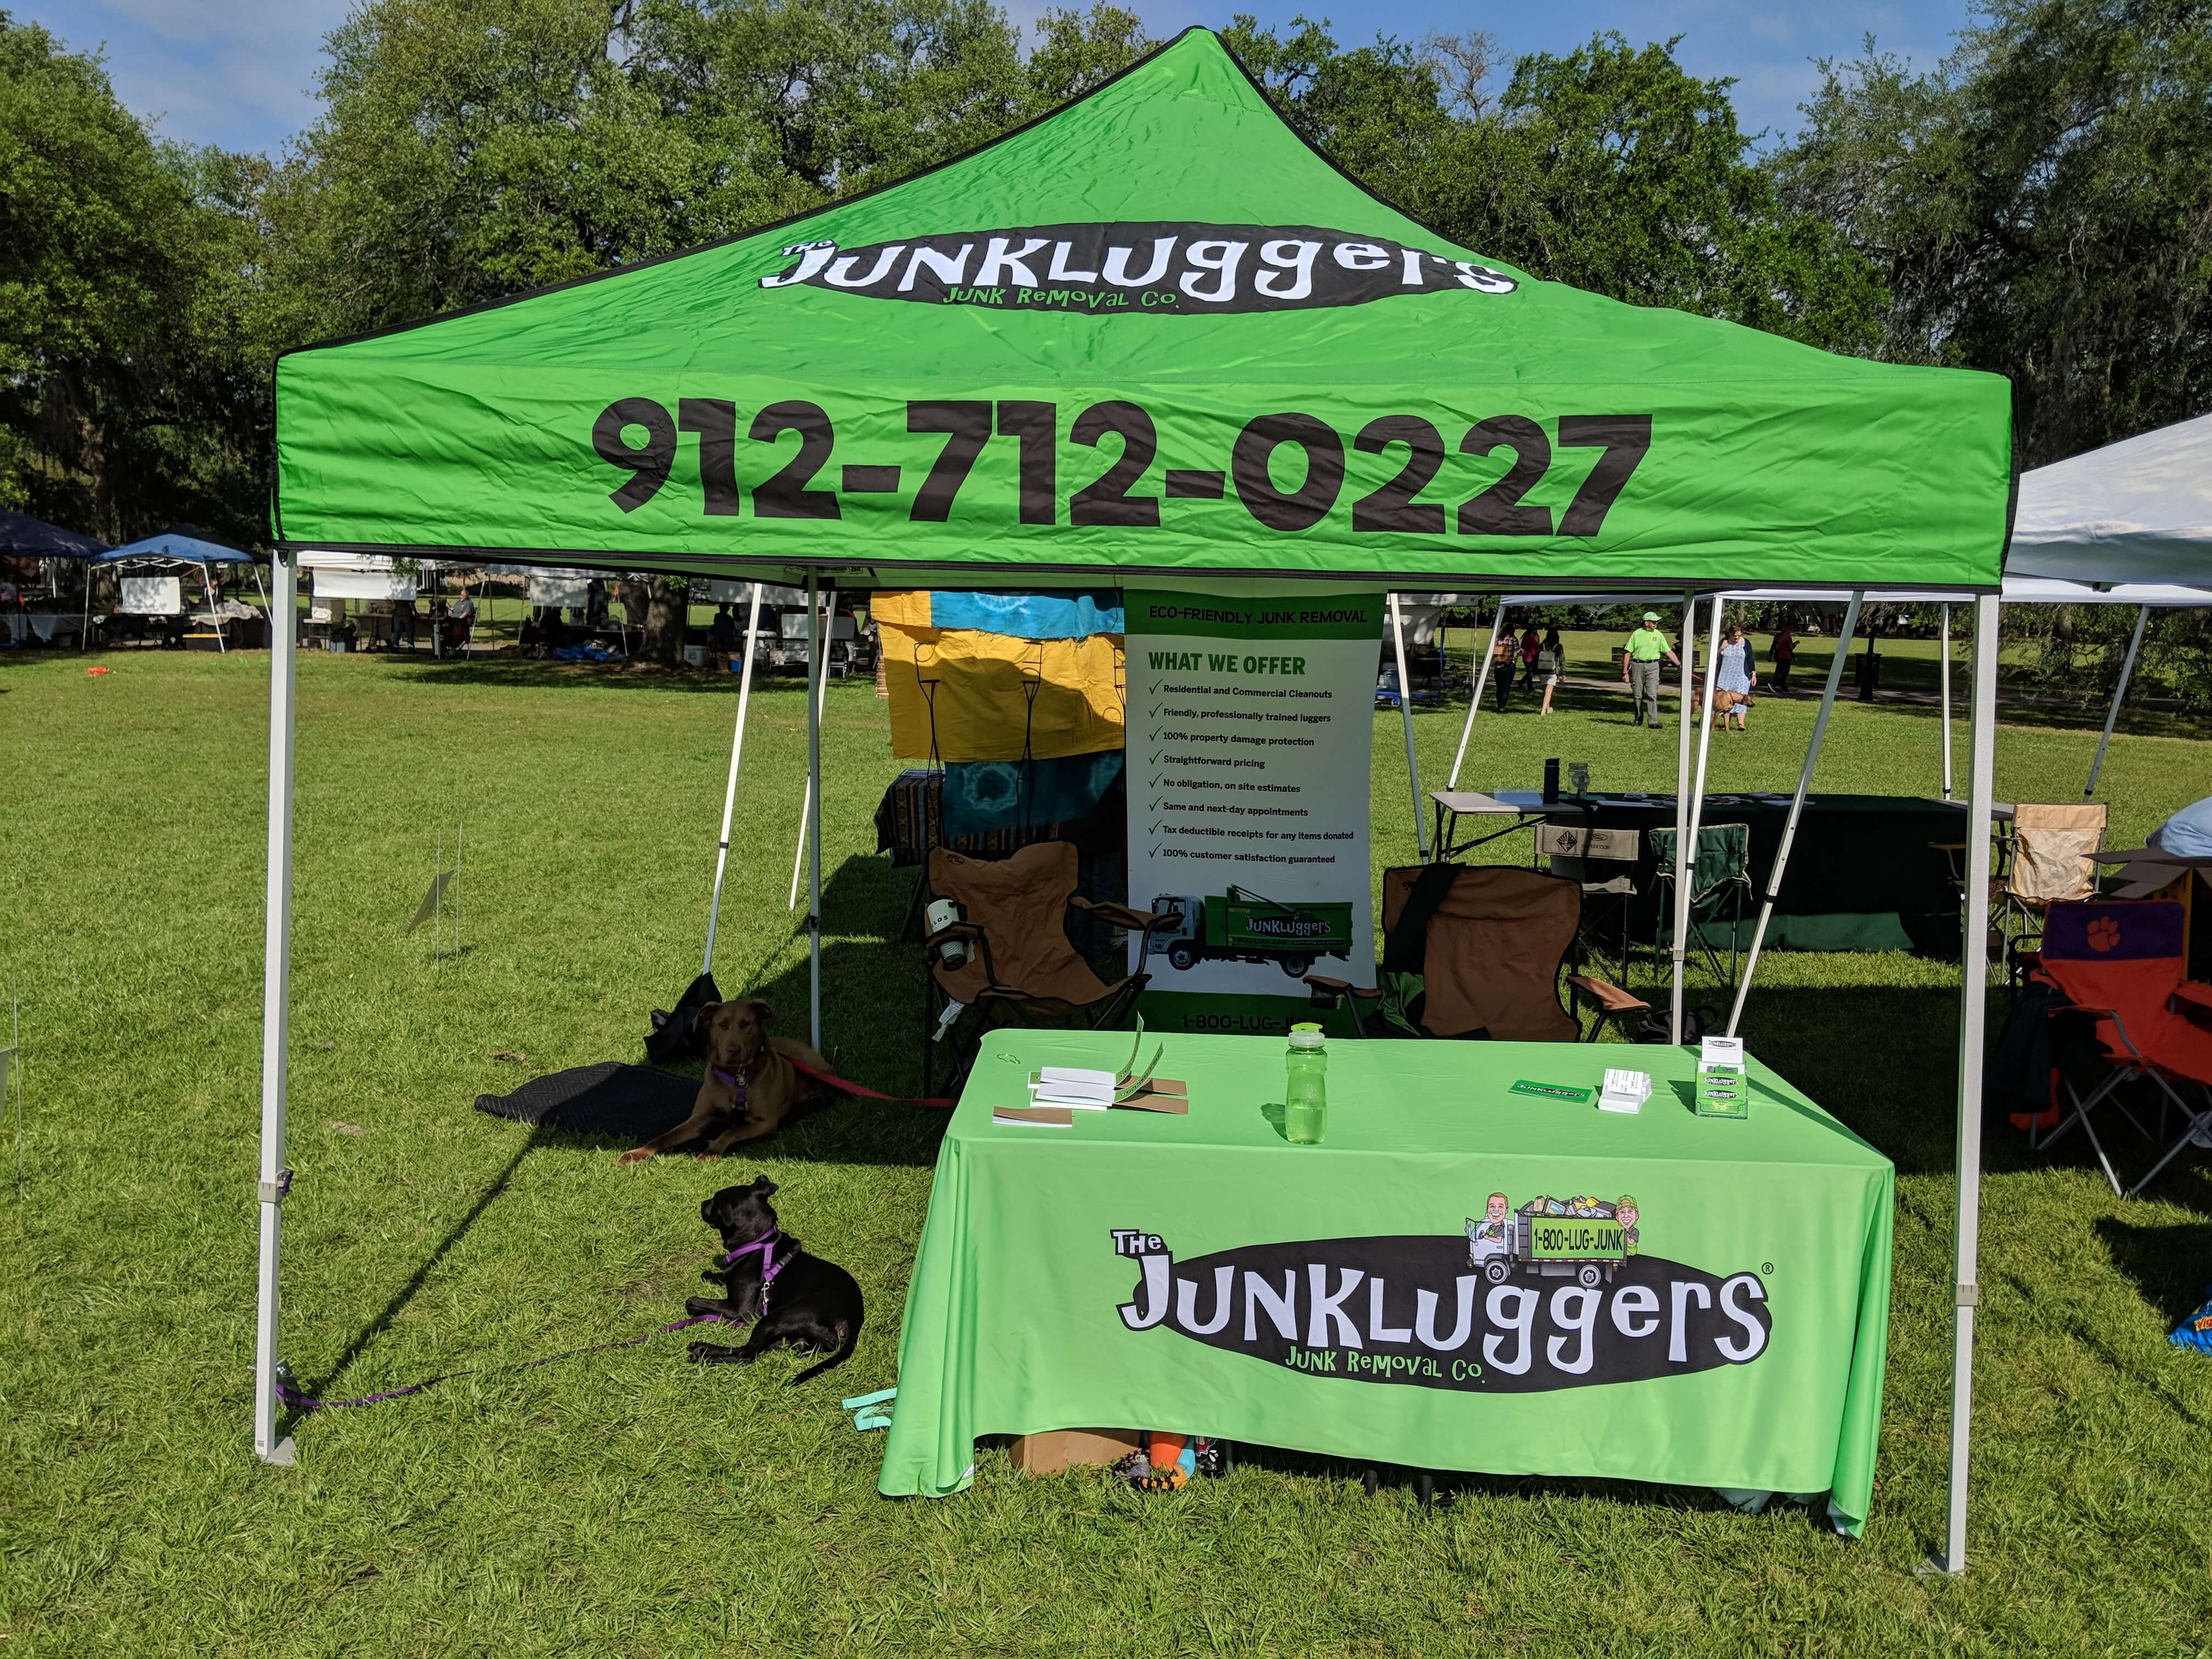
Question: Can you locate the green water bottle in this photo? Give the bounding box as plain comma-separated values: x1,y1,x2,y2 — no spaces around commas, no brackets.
1285,1023,1328,1145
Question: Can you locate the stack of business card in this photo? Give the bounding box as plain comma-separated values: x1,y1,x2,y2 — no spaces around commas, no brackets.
1598,1068,1651,1114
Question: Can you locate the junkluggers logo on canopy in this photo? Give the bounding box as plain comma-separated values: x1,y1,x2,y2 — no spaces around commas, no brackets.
1110,1199,1770,1392
759,223,1517,315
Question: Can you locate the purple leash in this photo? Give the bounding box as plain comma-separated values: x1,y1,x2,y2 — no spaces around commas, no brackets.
274,1313,728,1414
273,1227,796,1415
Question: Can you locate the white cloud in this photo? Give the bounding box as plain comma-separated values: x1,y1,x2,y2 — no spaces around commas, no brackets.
24,0,346,153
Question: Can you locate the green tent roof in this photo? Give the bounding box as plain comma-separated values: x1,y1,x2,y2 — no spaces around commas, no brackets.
273,29,2011,591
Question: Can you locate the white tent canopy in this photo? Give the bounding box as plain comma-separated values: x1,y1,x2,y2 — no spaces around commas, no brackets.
2010,411,2212,587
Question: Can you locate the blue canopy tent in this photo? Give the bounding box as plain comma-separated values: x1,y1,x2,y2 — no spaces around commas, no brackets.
0,512,108,647
88,528,268,653
94,530,257,566
0,510,107,559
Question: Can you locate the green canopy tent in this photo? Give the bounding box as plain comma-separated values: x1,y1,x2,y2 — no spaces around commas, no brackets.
261,28,2013,1566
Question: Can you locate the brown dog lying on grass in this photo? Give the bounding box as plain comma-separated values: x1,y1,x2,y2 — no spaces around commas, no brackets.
618,1000,831,1165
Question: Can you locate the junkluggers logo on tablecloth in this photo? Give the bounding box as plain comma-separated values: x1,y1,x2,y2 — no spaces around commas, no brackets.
1109,1191,1770,1392
759,223,1517,315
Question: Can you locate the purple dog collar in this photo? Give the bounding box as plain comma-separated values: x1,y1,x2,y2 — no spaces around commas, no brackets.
709,1064,748,1102
723,1229,794,1312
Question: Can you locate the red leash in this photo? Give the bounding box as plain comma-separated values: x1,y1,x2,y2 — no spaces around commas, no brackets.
785,1054,956,1109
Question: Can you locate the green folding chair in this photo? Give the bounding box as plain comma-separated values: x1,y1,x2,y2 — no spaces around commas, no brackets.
1650,822,1754,992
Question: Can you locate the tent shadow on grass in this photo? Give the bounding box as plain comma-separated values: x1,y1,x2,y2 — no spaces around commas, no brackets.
387,654,832,698
283,1123,550,1435
2095,1215,2212,1328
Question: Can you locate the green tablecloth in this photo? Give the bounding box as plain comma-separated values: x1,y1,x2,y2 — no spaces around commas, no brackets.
879,1032,1894,1532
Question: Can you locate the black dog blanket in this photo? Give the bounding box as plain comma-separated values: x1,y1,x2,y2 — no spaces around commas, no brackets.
475,1062,702,1144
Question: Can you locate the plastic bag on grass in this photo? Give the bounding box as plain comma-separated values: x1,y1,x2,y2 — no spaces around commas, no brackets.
2169,1286,2212,1353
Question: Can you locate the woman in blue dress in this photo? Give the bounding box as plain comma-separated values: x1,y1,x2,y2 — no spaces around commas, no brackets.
1714,619,1756,731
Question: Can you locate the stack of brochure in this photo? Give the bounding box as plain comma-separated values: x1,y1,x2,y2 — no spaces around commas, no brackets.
993,1066,1118,1128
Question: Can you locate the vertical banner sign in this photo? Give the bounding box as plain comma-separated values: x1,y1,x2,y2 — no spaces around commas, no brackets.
1126,588,1383,1032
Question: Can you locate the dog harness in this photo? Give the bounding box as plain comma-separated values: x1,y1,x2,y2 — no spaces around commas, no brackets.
723,1228,795,1313
707,1064,749,1104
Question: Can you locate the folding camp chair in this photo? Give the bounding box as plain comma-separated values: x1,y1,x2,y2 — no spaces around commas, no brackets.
1536,821,1640,988
1305,864,1643,1042
921,842,1173,1092
1939,803,2108,984
2030,900,2212,1198
1650,822,1752,990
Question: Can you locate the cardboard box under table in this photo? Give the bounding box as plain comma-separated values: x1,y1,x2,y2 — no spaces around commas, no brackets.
879,1031,1894,1533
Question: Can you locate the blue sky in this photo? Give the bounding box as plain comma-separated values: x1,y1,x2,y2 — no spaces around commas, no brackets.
33,0,1972,159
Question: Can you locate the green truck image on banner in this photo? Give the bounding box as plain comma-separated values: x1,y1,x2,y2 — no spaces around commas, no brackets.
1149,885,1354,977
1466,1193,1640,1288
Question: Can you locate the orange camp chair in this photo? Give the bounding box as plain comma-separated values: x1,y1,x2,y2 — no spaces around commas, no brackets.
921,842,1172,1092
1306,864,1645,1042
2032,900,2212,1198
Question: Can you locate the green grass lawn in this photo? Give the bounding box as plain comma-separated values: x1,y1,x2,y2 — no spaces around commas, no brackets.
4,644,2212,1657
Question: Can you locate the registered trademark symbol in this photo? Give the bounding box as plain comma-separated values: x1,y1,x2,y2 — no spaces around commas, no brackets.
1761,1263,1774,1276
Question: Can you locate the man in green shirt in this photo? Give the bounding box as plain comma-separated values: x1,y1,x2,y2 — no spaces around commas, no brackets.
1621,612,1681,729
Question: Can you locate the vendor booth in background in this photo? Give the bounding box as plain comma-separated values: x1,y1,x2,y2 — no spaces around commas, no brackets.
264,29,2015,1561
89,529,267,652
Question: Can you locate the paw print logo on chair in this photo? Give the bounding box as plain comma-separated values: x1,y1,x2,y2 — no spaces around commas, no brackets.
2086,915,2122,953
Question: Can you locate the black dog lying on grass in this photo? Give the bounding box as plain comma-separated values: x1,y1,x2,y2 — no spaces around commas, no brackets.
685,1177,864,1383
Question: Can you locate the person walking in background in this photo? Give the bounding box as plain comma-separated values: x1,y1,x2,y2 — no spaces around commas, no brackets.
1538,626,1564,716
391,594,417,652
1492,619,1516,712
1519,624,1542,690
1769,622,1796,697
1715,619,1756,731
1621,612,1679,729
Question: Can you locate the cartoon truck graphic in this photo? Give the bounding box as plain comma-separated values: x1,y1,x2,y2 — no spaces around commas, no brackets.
1466,1196,1627,1289
1147,887,1355,978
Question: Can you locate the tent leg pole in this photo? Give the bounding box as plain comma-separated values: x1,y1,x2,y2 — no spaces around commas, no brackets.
703,583,764,978
206,563,227,654
253,552,299,1466
788,592,832,913
1940,591,2001,1575
1446,602,1505,792
1390,594,1429,857
2085,604,2147,799
1939,604,1953,800
1668,595,1697,1041
1671,599,1723,1043
1728,592,1863,1037
806,574,825,1052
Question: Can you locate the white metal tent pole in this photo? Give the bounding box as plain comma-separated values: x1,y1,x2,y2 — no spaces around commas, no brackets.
203,562,227,654
1670,599,1724,1043
252,552,300,1465
701,582,764,978
1446,600,1506,791
805,573,825,1051
788,589,833,910
1668,595,1698,1043
1726,591,1864,1037
1939,604,1954,799
1942,590,2001,1575
2085,603,2150,799
1389,594,1430,857
80,567,90,652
